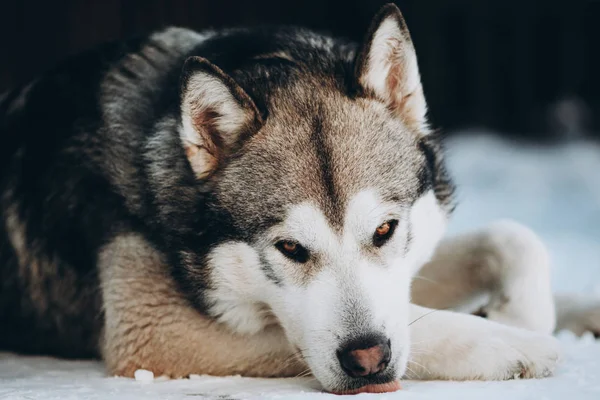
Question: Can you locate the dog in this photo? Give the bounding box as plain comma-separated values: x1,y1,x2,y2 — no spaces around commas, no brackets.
1,3,599,394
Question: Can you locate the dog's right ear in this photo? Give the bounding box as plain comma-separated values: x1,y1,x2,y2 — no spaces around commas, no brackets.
179,57,262,179
355,4,428,130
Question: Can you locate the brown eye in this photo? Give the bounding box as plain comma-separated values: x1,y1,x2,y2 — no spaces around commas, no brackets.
376,222,391,236
282,241,297,253
373,220,399,247
275,240,309,263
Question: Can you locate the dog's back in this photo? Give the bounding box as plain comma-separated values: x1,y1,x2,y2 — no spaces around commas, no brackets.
0,30,205,357
0,42,123,357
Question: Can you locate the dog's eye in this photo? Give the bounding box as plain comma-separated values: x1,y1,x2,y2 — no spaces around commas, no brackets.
373,220,399,247
275,240,309,263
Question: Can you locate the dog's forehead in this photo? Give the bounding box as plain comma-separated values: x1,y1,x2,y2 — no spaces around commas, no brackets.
216,88,425,231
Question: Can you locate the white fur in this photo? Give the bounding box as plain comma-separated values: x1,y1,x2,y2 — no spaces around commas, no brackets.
362,17,406,96
413,220,556,334
405,191,448,275
269,202,338,256
555,293,600,336
205,242,276,335
473,221,556,333
407,304,561,380
181,72,248,148
360,16,428,128
343,190,405,243
206,188,447,389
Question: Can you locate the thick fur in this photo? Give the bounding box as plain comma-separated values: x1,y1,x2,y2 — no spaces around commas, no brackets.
1,3,598,393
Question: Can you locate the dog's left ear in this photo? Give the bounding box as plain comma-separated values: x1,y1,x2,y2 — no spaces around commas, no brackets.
179,57,263,179
356,3,428,130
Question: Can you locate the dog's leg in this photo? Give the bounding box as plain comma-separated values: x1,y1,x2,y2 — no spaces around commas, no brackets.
411,220,556,334
407,304,561,380
554,293,600,337
98,234,303,378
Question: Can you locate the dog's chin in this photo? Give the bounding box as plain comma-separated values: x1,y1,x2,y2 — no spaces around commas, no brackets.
318,363,402,396
328,380,402,395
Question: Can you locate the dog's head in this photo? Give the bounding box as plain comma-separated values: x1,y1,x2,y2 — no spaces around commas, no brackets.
176,3,454,393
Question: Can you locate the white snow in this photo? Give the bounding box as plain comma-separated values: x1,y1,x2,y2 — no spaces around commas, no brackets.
1,132,599,399
133,369,154,383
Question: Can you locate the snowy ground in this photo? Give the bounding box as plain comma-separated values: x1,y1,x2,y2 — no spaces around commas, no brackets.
1,133,599,399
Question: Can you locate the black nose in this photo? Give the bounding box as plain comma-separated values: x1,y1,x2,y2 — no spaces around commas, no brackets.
336,334,392,378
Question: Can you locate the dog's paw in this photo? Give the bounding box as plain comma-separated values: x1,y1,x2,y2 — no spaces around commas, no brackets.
470,329,561,380
469,220,556,335
556,295,600,338
408,314,561,381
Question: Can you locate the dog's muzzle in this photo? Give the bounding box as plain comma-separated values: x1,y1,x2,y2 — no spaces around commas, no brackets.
329,332,401,395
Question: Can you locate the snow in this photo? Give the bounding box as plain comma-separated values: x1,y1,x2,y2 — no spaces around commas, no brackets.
1,133,599,399
134,369,155,383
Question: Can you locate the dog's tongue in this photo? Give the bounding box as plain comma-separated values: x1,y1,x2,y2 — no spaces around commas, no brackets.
330,380,402,395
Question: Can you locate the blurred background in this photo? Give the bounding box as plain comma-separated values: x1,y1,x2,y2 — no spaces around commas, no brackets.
1,0,599,290
1,0,599,139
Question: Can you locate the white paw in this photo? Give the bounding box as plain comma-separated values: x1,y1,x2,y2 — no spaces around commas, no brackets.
409,315,562,381
472,220,556,334
556,295,600,338
466,328,562,380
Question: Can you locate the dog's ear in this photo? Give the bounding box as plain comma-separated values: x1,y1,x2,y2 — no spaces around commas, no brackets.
179,56,262,179
355,4,428,130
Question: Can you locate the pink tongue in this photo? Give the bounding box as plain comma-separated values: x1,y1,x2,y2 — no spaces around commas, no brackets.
330,380,402,395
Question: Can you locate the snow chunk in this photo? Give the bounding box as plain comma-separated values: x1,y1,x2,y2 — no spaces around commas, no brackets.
134,369,154,382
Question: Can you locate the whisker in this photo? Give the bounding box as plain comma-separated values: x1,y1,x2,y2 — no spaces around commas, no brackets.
409,339,436,345
408,308,446,327
404,365,419,380
412,275,441,285
408,359,431,375
293,367,313,378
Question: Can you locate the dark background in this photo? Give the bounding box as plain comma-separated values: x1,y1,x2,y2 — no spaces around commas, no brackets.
1,0,598,140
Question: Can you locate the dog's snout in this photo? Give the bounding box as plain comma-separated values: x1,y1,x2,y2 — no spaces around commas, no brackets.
337,334,391,378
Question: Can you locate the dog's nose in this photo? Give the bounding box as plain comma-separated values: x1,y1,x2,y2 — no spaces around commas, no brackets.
336,334,391,378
